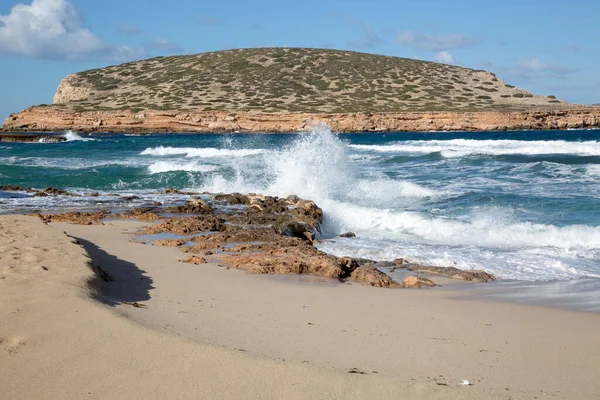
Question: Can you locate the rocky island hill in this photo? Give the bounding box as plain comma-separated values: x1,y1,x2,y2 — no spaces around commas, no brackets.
2,47,599,133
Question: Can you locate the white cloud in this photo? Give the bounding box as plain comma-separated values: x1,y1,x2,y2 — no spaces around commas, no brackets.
0,0,137,60
433,51,454,64
397,31,479,51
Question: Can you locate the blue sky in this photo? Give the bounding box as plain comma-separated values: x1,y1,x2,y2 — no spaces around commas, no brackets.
1,0,598,120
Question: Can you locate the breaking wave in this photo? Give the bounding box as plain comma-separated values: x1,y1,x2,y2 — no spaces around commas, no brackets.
140,146,266,158
63,130,95,142
350,139,600,158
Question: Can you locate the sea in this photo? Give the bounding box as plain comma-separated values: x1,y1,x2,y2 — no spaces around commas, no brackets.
1,125,599,284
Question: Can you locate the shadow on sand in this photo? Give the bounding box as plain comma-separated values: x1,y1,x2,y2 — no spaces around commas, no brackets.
73,236,154,307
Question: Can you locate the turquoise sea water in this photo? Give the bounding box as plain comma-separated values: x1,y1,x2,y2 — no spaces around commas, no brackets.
1,126,599,281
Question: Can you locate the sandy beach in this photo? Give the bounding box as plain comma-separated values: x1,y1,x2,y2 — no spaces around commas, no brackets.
1,215,599,399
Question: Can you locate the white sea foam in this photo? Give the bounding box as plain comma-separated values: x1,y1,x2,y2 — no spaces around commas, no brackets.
140,146,266,158
63,130,95,141
320,200,600,250
350,139,600,157
148,161,218,174
192,124,600,280
0,156,145,169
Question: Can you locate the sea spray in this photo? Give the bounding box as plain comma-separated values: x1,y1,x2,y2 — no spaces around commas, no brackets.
63,130,95,141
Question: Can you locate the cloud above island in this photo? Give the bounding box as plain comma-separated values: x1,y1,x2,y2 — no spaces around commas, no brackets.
433,51,454,64
0,0,171,61
0,0,109,60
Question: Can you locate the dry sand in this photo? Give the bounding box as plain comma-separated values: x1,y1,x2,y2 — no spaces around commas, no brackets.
1,215,600,399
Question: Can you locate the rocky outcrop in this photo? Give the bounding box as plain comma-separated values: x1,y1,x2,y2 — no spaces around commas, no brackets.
401,265,495,283
27,190,497,288
2,107,599,133
399,276,437,288
183,255,206,265
142,216,226,235
219,239,398,287
164,197,213,214
0,133,66,143
35,211,110,225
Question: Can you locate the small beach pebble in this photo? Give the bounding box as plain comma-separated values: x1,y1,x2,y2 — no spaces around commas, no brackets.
460,379,470,386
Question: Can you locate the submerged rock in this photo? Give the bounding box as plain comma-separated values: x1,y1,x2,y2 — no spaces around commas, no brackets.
339,232,356,238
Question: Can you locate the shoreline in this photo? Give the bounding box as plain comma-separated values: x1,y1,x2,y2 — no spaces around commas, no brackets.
2,107,600,134
2,215,600,399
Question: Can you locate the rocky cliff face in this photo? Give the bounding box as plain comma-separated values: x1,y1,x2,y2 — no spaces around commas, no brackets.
2,107,599,133
53,74,92,104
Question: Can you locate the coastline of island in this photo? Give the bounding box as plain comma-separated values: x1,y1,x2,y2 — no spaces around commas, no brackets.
2,107,600,135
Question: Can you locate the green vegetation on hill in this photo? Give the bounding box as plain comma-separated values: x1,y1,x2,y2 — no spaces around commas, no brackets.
53,48,565,113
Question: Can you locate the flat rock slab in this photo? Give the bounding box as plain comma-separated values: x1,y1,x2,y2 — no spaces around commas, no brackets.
0,133,66,143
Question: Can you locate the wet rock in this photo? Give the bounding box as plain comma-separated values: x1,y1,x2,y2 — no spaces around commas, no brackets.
30,187,78,197
143,216,225,235
34,210,110,225
164,197,213,214
339,232,356,238
154,239,186,247
350,264,398,287
400,275,437,288
220,240,397,287
120,195,141,201
111,207,160,221
274,221,316,242
181,242,221,253
183,255,206,265
393,258,405,267
198,226,278,244
211,192,251,205
406,265,495,282
41,187,76,196
0,185,36,192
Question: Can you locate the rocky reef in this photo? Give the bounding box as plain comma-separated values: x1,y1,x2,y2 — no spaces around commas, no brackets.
0,133,66,143
28,191,495,288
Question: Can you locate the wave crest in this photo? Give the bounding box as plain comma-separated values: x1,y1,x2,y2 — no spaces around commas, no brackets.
140,146,266,158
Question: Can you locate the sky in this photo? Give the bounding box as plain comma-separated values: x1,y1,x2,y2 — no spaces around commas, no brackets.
0,0,598,120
